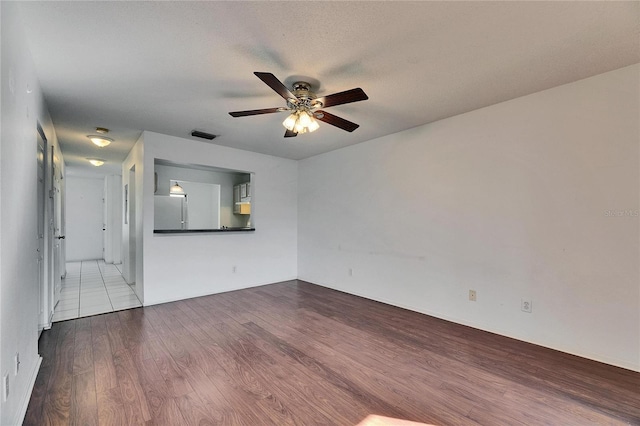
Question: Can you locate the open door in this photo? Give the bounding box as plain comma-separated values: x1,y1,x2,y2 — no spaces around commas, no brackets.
37,128,46,334
52,159,63,307
37,123,65,332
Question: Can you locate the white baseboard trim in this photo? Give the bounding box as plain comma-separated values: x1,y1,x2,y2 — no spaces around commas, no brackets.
14,356,42,426
301,279,640,373
143,276,298,307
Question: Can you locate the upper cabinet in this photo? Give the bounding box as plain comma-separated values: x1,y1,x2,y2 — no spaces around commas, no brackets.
234,182,251,214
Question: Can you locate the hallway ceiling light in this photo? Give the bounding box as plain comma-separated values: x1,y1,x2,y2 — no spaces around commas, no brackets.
169,181,185,197
87,135,113,147
87,158,105,167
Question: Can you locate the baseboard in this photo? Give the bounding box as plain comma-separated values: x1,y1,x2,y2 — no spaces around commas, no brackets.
302,279,640,373
38,321,52,333
144,276,298,307
14,356,42,426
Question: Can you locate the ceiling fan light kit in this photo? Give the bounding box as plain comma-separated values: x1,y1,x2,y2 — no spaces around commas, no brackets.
282,110,320,134
229,72,368,138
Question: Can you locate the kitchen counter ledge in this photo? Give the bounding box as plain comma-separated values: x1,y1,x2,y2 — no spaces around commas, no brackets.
154,227,255,234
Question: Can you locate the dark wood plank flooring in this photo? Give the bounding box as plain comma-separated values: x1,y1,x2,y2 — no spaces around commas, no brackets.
24,280,640,425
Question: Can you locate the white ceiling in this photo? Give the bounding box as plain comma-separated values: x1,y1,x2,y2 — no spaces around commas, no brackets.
16,1,640,176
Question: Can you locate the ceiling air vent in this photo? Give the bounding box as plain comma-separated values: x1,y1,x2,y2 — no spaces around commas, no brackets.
191,130,216,140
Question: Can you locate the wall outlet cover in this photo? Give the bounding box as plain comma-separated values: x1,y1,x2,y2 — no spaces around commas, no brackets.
521,299,532,313
469,290,477,301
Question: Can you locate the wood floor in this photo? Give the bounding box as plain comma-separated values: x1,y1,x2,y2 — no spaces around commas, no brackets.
25,280,640,425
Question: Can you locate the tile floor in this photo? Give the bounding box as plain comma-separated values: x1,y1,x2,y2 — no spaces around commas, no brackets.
52,260,142,322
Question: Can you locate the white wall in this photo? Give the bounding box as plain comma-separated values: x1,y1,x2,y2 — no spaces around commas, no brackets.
140,132,298,306
0,2,62,423
298,64,640,372
122,135,145,299
65,176,104,261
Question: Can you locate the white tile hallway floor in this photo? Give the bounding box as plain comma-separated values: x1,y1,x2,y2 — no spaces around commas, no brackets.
52,260,142,322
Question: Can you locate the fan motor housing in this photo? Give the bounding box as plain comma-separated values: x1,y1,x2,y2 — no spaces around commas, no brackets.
291,81,321,110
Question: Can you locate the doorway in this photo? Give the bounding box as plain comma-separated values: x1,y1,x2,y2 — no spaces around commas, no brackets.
51,160,63,308
126,166,136,287
36,127,46,333
37,123,64,332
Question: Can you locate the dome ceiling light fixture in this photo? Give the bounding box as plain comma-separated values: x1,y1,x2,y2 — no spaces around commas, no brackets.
87,158,105,167
229,72,368,138
169,181,186,197
87,135,113,148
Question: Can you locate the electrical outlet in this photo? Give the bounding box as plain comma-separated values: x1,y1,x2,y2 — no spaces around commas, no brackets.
469,290,477,301
521,299,532,313
14,352,20,375
3,373,8,402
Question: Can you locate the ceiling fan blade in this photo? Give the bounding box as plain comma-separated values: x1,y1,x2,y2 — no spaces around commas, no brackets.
254,72,298,102
315,111,360,132
229,107,283,117
284,129,298,138
314,88,368,108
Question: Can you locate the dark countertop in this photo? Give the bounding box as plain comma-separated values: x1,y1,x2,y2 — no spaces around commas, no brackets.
154,227,255,234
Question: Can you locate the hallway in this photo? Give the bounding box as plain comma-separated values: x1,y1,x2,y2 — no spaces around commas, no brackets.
52,260,141,322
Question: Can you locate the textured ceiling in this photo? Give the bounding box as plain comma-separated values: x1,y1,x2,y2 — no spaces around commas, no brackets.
15,1,640,176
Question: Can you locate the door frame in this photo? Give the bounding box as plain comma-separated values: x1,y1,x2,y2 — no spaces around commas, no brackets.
36,124,47,334
37,122,64,331
51,158,63,310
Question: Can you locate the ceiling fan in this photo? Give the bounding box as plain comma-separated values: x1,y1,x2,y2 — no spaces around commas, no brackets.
229,72,368,138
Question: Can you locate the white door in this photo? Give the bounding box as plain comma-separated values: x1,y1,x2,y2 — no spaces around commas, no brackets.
37,125,65,329
59,175,67,279
52,163,63,307
37,131,46,333
103,181,107,260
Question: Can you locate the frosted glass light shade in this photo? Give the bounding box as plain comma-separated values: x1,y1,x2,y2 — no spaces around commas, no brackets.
294,120,307,134
298,110,312,127
88,135,113,147
283,113,297,131
308,119,320,132
169,182,185,196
